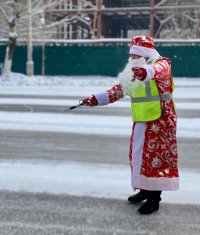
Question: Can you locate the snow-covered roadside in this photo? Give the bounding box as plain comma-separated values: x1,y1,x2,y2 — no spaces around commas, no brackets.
0,160,199,205
1,72,200,87
0,112,199,138
0,73,200,99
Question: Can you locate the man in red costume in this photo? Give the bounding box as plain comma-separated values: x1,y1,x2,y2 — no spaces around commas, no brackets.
82,35,179,215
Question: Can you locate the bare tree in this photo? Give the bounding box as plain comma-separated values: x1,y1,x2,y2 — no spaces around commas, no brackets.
0,0,93,74
0,1,18,73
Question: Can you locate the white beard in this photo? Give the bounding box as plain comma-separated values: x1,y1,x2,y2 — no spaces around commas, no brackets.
118,57,146,96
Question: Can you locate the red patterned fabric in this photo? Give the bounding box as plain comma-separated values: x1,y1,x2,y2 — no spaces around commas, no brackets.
132,67,147,81
139,57,178,179
82,95,98,106
105,83,124,103
130,35,154,49
103,56,178,190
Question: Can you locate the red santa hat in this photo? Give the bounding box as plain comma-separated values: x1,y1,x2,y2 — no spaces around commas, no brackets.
129,35,160,62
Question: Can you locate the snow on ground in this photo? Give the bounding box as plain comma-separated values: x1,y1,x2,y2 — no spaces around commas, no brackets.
0,72,200,138
1,72,200,87
0,72,200,204
0,112,199,138
0,98,200,110
1,72,200,99
0,160,199,205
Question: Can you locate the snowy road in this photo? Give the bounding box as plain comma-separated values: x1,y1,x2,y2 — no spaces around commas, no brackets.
0,78,200,138
0,74,199,205
0,111,200,138
0,74,200,234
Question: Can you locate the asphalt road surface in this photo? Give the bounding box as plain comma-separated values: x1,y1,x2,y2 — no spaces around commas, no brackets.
0,191,199,235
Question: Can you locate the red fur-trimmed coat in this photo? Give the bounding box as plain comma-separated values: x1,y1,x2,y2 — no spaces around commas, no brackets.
95,57,179,191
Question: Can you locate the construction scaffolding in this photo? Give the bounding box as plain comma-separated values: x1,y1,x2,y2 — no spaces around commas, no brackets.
44,0,200,40
0,0,199,44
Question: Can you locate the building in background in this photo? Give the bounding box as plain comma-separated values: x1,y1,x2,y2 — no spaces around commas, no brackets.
0,0,199,42
0,0,199,77
45,0,200,40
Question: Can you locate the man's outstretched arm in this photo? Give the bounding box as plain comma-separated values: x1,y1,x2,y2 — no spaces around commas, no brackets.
82,83,124,107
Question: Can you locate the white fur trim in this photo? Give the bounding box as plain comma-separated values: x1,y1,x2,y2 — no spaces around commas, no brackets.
132,174,179,191
131,123,146,177
94,92,109,105
129,45,160,61
131,122,179,191
142,64,155,81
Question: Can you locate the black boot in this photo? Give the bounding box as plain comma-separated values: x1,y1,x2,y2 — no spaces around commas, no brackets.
128,190,148,203
138,191,162,215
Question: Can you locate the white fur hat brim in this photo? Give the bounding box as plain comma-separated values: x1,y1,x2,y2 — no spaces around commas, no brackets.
129,45,160,62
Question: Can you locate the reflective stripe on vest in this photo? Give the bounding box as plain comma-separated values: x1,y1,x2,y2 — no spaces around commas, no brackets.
131,81,173,103
130,79,173,122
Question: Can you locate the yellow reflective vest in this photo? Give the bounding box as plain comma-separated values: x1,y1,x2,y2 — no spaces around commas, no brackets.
128,59,174,122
